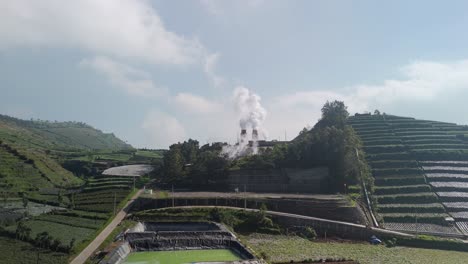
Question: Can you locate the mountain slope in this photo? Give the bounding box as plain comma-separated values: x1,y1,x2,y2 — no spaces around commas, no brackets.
0,114,134,196
0,114,132,151
349,113,468,237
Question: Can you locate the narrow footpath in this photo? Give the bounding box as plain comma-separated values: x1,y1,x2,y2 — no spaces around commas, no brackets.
70,189,143,264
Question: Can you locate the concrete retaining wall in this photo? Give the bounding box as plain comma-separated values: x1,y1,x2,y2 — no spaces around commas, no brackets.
133,197,366,224
227,167,328,193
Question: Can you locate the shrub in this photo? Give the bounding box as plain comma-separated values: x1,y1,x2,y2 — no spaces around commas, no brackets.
303,226,317,240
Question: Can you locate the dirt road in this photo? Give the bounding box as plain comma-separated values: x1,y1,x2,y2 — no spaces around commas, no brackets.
69,189,143,264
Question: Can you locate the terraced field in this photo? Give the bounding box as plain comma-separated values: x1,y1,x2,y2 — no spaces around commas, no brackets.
421,161,468,235
2,175,134,253
349,114,468,236
74,175,133,213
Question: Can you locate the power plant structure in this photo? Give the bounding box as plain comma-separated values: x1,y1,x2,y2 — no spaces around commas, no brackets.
237,128,288,150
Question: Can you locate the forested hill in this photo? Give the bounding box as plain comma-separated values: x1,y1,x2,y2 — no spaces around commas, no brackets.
0,114,132,151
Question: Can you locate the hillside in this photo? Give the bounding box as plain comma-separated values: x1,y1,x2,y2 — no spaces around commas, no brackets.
348,113,468,237
0,114,132,152
0,114,136,197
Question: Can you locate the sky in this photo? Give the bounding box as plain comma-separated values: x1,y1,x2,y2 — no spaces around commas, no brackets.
2,0,468,148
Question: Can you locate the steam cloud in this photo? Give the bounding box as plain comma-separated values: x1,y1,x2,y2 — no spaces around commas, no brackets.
222,86,267,159
234,86,267,131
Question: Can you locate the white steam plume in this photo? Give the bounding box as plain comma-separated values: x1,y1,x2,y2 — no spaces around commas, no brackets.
222,86,267,159
234,86,267,130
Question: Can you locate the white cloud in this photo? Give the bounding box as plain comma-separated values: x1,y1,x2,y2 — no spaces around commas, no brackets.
270,59,468,140
141,110,186,148
204,53,225,88
173,93,222,114
0,0,204,65
278,59,468,113
199,0,265,15
79,56,167,97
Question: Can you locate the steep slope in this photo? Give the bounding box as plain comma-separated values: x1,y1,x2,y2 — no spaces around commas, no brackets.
0,114,134,197
349,113,468,237
0,114,132,151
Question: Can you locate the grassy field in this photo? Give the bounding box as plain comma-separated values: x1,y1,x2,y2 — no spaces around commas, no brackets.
242,233,468,264
123,249,242,264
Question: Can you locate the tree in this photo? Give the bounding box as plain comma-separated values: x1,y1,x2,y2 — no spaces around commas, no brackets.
57,190,63,204
16,221,31,241
51,238,61,251
68,238,76,252
163,144,186,183
22,196,28,209
316,100,349,129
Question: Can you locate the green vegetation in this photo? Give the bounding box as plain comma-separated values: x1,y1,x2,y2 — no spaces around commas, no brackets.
134,206,280,234
349,112,468,235
0,236,68,264
160,101,372,194
242,233,468,264
0,114,131,151
123,249,242,264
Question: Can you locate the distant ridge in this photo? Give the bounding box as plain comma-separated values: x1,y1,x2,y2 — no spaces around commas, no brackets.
0,114,133,151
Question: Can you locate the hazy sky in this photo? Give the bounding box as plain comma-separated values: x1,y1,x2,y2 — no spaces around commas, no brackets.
2,0,468,148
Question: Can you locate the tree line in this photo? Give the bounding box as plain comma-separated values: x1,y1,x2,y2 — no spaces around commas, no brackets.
158,100,372,193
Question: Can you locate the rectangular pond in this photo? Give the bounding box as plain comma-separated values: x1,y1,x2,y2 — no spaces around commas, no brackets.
123,249,242,264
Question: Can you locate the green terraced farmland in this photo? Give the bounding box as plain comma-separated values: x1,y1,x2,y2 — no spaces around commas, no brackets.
348,113,468,236
123,249,242,264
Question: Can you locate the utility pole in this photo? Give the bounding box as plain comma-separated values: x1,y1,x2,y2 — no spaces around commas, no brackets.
113,191,116,216
133,176,136,191
244,184,246,209
172,185,175,207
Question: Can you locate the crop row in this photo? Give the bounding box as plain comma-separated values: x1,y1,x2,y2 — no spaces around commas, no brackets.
429,182,468,191
366,152,412,161
374,185,431,195
364,145,407,154
381,213,449,225
372,168,423,177
423,166,468,172
377,203,445,213
352,124,389,130
390,124,438,130
437,192,468,202
395,131,448,136
19,220,96,244
36,214,104,229
369,160,419,169
456,222,468,235
376,193,438,204
448,212,468,220
404,139,462,145
82,185,131,192
74,203,115,213
421,160,468,165
74,197,121,205
384,222,461,235
74,192,129,203
375,176,426,186
425,173,468,182
75,189,129,198
361,139,402,146
52,209,109,220
89,177,133,182
87,180,133,186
